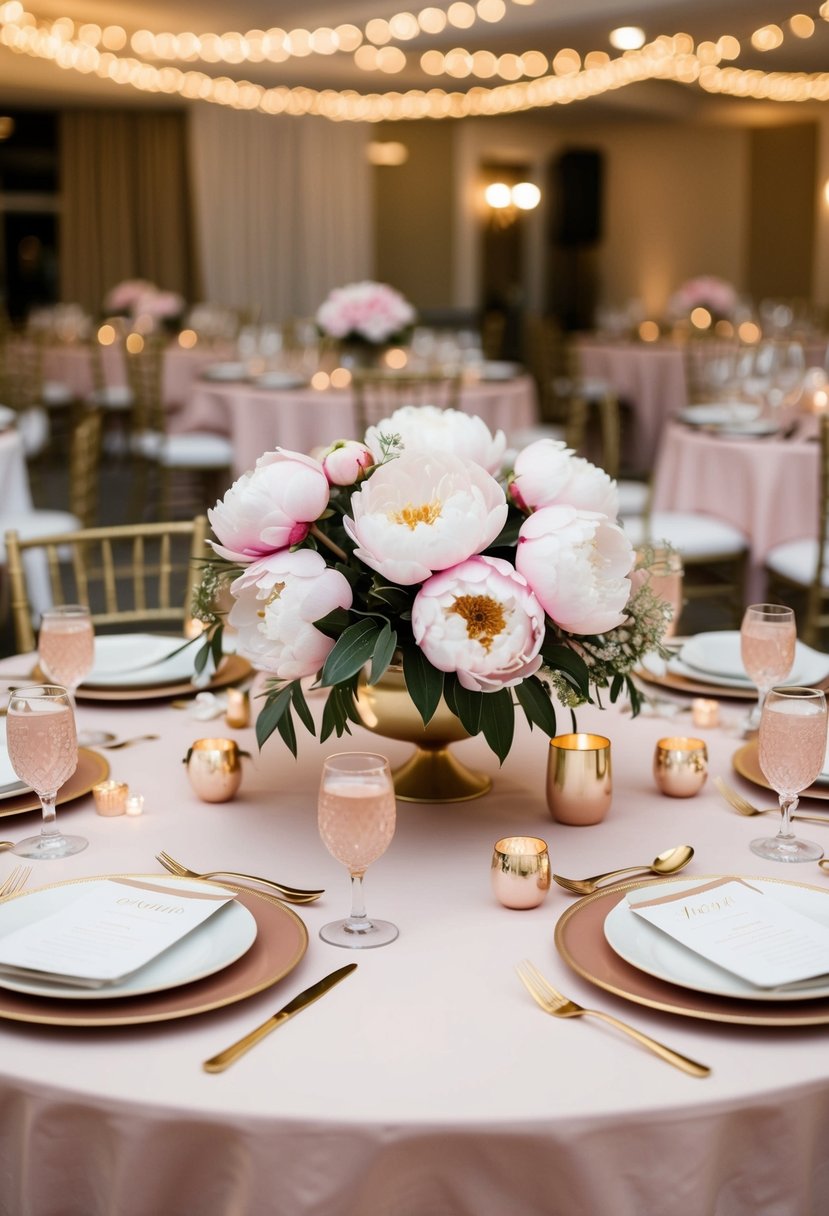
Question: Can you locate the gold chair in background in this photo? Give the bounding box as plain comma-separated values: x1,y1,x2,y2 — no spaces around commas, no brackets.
351,368,463,433
5,514,209,654
765,414,829,646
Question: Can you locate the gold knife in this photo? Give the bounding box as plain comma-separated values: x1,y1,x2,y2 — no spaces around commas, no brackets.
203,963,357,1073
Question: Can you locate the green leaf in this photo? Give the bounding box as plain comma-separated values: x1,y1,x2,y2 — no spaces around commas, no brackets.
369,622,397,685
514,675,558,737
541,642,592,699
610,673,624,701
209,624,224,669
291,681,316,736
275,705,297,754
452,682,483,738
313,607,353,639
401,645,443,726
320,619,380,685
480,689,514,764
255,684,296,753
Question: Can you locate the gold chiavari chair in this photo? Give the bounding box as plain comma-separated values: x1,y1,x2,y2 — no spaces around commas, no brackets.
765,413,829,647
351,368,463,434
5,515,209,654
69,408,103,528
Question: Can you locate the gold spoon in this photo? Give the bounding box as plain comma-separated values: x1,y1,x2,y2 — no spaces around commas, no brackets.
0,841,15,851
552,844,695,895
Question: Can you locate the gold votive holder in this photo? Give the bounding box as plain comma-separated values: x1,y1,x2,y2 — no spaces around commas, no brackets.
654,736,708,798
491,836,551,909
225,687,250,729
691,698,720,729
93,780,128,817
547,733,612,825
184,738,247,803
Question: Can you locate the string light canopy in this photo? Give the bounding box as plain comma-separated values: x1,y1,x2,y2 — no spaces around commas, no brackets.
2,2,829,120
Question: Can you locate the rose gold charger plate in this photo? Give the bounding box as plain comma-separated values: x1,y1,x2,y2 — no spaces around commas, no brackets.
0,874,308,1026
75,654,252,703
0,747,109,819
634,663,756,701
732,740,829,805
555,875,829,1026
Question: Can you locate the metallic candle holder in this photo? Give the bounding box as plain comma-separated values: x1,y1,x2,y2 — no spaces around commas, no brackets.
184,738,248,803
92,780,129,817
547,733,612,825
491,836,551,909
654,736,708,798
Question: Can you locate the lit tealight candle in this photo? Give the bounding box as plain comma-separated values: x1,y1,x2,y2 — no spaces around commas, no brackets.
125,794,145,817
93,780,128,817
225,687,250,729
691,698,720,729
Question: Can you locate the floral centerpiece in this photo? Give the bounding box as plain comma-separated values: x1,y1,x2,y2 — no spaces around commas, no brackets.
193,406,670,767
103,280,185,329
315,280,416,350
667,276,739,323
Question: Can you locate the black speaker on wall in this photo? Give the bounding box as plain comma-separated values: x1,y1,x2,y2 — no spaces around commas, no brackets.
551,149,603,247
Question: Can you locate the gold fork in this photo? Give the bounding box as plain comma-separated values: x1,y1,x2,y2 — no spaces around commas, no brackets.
155,851,324,904
713,777,829,826
515,960,710,1078
0,865,32,899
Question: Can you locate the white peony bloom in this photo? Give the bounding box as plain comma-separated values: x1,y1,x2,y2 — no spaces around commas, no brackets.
228,549,352,680
364,406,507,475
412,556,545,692
510,438,619,519
516,504,633,635
343,450,507,586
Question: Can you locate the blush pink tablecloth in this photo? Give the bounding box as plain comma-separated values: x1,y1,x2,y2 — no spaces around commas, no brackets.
652,420,818,601
183,375,539,476
0,650,828,1216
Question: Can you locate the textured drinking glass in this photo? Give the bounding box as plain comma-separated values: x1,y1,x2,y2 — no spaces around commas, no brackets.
38,604,108,747
491,837,551,909
318,752,398,948
752,686,827,863
638,548,684,639
6,685,86,858
547,734,612,825
740,604,796,731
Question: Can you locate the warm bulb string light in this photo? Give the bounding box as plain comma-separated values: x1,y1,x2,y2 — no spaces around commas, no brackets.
3,3,829,119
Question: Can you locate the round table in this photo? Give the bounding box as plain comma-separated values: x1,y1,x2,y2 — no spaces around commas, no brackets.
652,420,818,602
0,655,828,1215
183,374,539,476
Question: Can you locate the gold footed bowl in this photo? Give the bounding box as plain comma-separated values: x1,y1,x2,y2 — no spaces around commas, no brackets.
356,668,491,803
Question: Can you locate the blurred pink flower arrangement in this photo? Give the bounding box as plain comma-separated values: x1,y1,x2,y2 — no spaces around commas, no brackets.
315,280,416,345
104,280,184,323
668,276,739,320
195,406,670,762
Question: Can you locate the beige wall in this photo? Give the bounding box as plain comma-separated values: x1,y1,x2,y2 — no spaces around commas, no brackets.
747,123,816,302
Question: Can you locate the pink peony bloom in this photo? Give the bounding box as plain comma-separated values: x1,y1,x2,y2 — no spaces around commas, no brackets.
412,555,545,692
208,448,330,564
321,440,375,486
228,550,352,681
516,504,634,635
316,281,415,344
510,438,618,518
343,450,508,586
365,405,507,475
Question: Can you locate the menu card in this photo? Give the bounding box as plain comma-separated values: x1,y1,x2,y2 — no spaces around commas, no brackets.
0,878,234,988
628,878,829,990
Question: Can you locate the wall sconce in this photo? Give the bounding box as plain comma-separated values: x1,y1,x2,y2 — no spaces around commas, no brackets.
484,181,541,226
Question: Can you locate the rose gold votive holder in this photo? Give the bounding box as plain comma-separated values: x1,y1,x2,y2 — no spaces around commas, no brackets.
93,780,129,817
654,736,708,798
691,698,720,729
184,738,245,803
491,836,551,909
547,733,612,826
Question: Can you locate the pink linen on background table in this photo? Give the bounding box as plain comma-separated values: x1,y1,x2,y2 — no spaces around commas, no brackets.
183,374,539,476
0,650,828,1215
576,338,688,468
652,420,818,601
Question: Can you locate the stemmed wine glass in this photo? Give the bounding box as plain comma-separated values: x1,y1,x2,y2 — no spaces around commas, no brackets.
740,603,796,732
638,547,684,640
6,685,87,859
37,604,108,747
317,751,398,948
752,686,828,863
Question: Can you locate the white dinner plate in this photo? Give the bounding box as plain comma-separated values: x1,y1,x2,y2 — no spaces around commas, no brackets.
677,403,761,427
81,634,208,689
0,721,31,800
715,420,781,438
202,362,247,381
604,877,829,1002
0,877,257,1000
253,371,308,390
675,632,829,688
480,361,522,381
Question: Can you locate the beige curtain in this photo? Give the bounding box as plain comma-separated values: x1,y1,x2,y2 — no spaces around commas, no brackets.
188,106,373,321
59,111,199,314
